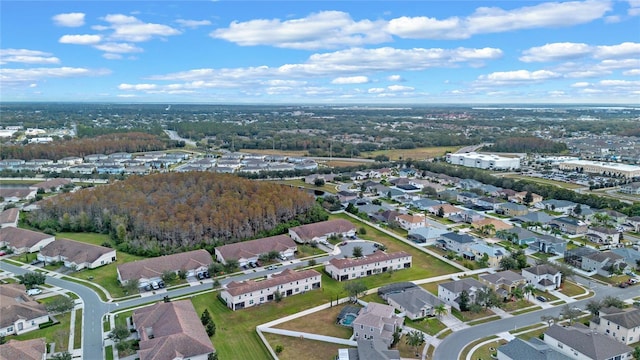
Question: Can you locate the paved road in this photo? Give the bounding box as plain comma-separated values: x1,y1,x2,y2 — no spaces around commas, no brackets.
433,276,640,360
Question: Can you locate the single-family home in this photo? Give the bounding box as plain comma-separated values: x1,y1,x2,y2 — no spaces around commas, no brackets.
378,283,448,320
0,284,49,336
457,192,480,205
0,208,19,228
29,179,72,193
411,198,443,211
512,211,554,226
220,269,321,310
544,324,632,360
437,278,485,310
497,337,568,360
629,216,640,233
0,188,36,203
458,210,485,224
611,248,640,270
619,182,640,195
338,338,400,360
117,249,212,287
597,209,628,225
0,338,46,360
395,214,426,231
0,228,55,254
550,217,587,235
214,235,297,266
479,270,526,299
590,307,640,345
501,227,567,255
288,219,356,244
521,264,561,291
476,197,505,211
581,251,626,276
586,226,621,245
535,200,577,215
407,227,449,245
471,218,513,233
427,204,463,218
325,251,412,282
508,191,543,205
496,203,528,217
468,243,509,268
58,156,83,165
352,302,404,347
38,238,115,270
132,300,215,360
437,232,477,256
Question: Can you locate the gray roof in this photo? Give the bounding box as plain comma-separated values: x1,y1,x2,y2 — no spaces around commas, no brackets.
499,202,528,211
441,232,476,244
480,270,525,286
600,307,640,329
499,338,571,360
355,339,400,360
378,282,418,296
514,212,554,224
386,287,442,314
408,227,449,241
540,199,576,208
552,216,581,226
611,248,640,263
545,324,632,360
439,278,484,294
522,264,560,276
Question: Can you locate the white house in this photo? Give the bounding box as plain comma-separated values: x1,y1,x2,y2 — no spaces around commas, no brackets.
117,249,212,287
288,219,356,244
394,214,426,231
0,284,49,336
38,238,115,270
325,251,412,282
0,227,55,254
214,235,297,266
521,264,561,291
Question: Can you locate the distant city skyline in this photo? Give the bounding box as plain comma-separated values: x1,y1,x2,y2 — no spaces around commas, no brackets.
1,1,639,104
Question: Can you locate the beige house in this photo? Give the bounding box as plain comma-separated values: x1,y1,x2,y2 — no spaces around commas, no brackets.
221,269,321,310
0,228,55,254
214,235,297,266
352,302,404,347
133,300,215,360
394,214,426,231
508,191,543,205
117,249,212,287
38,238,115,270
479,270,526,298
0,284,49,336
0,208,19,228
288,219,356,244
325,251,412,282
590,307,640,345
0,338,46,360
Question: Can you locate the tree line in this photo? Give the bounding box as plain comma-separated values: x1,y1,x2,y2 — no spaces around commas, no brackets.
487,137,567,153
25,172,319,256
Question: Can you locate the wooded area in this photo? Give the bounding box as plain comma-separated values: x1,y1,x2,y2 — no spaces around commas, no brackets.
488,137,567,153
0,133,168,161
26,172,318,255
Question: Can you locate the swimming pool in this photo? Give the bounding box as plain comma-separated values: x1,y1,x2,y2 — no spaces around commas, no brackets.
340,313,357,326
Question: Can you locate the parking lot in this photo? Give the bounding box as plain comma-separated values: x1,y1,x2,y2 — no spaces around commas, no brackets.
337,239,380,258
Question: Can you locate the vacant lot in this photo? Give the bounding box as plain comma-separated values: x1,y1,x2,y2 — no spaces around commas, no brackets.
362,146,461,160
263,333,351,360
274,305,355,339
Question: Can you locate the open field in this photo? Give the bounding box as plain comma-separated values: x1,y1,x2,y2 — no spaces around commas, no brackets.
273,304,354,339
262,333,351,360
498,174,584,190
361,146,462,161
270,178,338,194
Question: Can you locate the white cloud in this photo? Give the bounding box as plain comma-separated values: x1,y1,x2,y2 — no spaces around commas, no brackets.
571,82,591,87
368,87,385,93
331,76,369,84
387,16,462,39
520,42,592,62
387,74,403,82
211,11,389,49
93,42,143,54
101,14,181,42
52,13,85,27
623,69,640,76
628,0,640,16
59,34,102,45
599,79,640,87
477,69,561,85
594,42,640,59
387,85,414,92
102,53,123,60
0,67,111,84
175,19,212,28
0,49,60,65
118,83,158,91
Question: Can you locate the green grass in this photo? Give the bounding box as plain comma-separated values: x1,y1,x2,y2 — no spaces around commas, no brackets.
501,174,584,190
105,345,114,360
459,335,498,360
262,332,352,360
467,315,501,326
405,317,447,336
512,306,542,315
559,280,586,297
12,312,71,351
62,276,109,301
74,309,82,349
469,339,507,360
436,329,452,339
103,318,111,332
56,232,111,246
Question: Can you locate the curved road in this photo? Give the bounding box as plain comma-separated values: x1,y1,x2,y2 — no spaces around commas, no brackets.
434,277,640,360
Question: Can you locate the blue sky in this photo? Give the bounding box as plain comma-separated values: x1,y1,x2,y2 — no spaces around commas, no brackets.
1,0,639,104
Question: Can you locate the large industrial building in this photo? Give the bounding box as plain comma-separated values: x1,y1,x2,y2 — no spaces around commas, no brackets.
558,160,640,178
447,152,521,170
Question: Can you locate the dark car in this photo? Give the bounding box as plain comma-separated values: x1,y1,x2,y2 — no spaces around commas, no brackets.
144,284,152,291
536,295,547,302
204,271,210,278
158,280,165,288
197,272,205,280
619,282,629,288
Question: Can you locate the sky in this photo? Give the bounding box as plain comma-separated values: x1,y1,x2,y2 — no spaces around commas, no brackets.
1,0,639,104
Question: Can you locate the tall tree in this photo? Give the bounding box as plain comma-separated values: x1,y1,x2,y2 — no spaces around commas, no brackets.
405,330,425,356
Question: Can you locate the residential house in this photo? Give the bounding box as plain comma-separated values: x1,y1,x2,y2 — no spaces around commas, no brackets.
30,178,72,193
83,154,108,162
508,191,543,205
437,232,477,256
612,248,640,270
521,264,562,291
352,302,404,347
38,238,115,270
586,226,621,245
370,210,401,225
0,228,55,254
457,192,480,205
220,269,321,310
628,216,640,233
535,200,577,215
410,179,445,193
0,208,19,228
438,278,485,310
512,211,555,226
407,227,449,245
436,189,460,203
385,287,447,321
0,188,36,203
543,324,632,360
564,247,599,270
58,156,83,165
479,184,502,196
0,284,49,336
496,203,529,217
479,270,526,299
502,227,566,255
471,218,513,233
427,204,463,218
395,214,426,231
117,249,212,288
468,242,509,268
411,198,443,211
597,209,628,225
325,251,412,282
288,219,356,244
214,235,297,266
497,337,570,360
458,179,484,190
581,251,626,276
550,217,587,235
590,307,640,345
304,173,338,185
619,182,640,195
460,210,485,224
476,197,505,211
0,338,46,360
338,338,400,360
338,190,358,203
133,300,215,360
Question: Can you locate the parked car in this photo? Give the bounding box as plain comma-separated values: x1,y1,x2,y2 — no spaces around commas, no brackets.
619,282,629,288
536,295,547,302
0,251,6,256
266,265,277,270
144,284,152,291
204,271,210,278
151,281,159,290
157,280,165,288
197,272,205,280
26,288,42,296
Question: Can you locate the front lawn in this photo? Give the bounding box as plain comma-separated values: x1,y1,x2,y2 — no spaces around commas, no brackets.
451,307,495,322
559,280,586,297
502,299,533,312
273,305,355,339
405,317,447,336
12,312,71,351
262,332,352,360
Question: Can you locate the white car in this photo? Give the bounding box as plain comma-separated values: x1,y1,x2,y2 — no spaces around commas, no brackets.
26,288,42,296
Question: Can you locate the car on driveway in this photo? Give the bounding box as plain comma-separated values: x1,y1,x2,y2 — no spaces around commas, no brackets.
26,288,42,296
536,295,547,302
266,265,277,270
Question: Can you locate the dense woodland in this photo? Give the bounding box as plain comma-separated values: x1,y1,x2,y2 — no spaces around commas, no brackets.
0,133,169,161
25,172,319,255
486,137,567,153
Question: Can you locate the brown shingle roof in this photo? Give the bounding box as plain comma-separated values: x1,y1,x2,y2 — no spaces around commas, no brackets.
0,227,53,249
0,284,48,329
328,251,412,270
289,219,355,241
0,208,19,225
429,204,461,214
225,268,320,297
39,238,113,265
215,235,296,261
0,338,46,360
117,249,212,282
31,178,72,190
133,300,214,360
